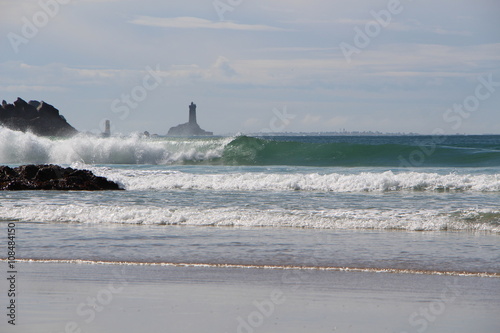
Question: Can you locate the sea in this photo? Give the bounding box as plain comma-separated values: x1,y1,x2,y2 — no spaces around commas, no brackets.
1,127,500,332
0,127,499,277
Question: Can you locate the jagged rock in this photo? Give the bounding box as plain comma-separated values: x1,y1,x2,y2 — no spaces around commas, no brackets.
0,98,78,137
37,101,60,118
16,164,39,180
28,100,41,108
0,165,123,191
167,122,213,136
13,97,28,108
0,166,16,181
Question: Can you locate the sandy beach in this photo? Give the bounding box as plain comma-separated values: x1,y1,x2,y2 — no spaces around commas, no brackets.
2,261,499,333
2,0,499,332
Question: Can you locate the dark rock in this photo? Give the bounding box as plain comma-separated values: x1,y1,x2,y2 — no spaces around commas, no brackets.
12,97,38,119
37,101,60,118
0,98,78,137
4,181,29,191
0,164,123,191
17,164,39,180
0,104,14,120
35,166,60,182
13,97,28,108
28,100,41,109
3,103,15,111
0,166,16,181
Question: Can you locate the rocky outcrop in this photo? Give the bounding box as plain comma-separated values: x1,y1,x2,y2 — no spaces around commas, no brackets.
0,98,78,137
168,102,213,136
167,122,213,136
0,165,122,191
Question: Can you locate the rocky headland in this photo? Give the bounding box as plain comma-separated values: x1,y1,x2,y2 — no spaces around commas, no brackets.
0,98,78,137
0,165,122,191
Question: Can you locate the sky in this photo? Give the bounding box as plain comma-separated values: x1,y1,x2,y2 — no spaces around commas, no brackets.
1,0,499,135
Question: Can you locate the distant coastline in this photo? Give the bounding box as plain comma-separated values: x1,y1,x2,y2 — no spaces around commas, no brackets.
247,132,498,136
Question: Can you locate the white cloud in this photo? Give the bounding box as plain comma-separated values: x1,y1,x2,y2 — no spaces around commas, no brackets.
129,16,288,32
211,56,237,77
387,21,472,36
302,114,322,125
336,18,472,36
0,85,66,93
327,116,348,127
1,0,499,134
2,42,498,94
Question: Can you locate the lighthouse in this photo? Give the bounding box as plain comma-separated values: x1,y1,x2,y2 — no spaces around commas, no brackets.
102,120,111,137
189,102,197,125
167,102,213,136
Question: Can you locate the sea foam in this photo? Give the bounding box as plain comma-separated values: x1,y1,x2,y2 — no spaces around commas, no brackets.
0,127,229,165
86,166,500,193
1,203,498,233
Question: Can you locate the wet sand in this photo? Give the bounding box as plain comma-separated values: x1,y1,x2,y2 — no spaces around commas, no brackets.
2,262,499,333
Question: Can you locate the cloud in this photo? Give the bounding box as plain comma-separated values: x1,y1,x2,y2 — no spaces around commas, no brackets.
387,21,472,36
0,85,66,93
327,116,348,127
212,56,237,77
302,114,322,125
2,41,498,96
335,18,472,37
243,117,261,128
129,16,288,32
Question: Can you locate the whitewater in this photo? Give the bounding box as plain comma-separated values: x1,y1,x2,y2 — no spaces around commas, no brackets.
0,127,230,165
1,127,499,277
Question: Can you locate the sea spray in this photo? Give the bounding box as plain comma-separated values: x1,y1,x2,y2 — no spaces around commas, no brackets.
1,127,500,167
0,127,230,165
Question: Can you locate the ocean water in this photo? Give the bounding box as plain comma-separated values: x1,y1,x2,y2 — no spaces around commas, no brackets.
1,127,499,276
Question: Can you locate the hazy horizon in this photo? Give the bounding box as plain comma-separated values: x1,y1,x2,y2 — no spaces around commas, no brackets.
1,0,499,136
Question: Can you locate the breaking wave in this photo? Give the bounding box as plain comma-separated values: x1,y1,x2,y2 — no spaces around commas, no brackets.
1,204,499,233
1,127,500,167
0,127,229,165
85,167,500,193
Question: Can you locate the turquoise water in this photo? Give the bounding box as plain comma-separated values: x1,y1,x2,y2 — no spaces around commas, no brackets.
223,135,500,167
0,129,499,275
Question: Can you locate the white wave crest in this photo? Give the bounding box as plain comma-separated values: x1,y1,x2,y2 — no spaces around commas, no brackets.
2,204,498,233
0,127,229,165
87,167,500,193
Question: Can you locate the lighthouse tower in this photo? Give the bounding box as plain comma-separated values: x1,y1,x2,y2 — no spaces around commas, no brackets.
102,119,111,137
167,102,213,136
189,102,197,125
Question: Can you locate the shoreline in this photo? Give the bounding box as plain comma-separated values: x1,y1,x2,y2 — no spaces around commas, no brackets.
2,261,499,333
2,258,500,279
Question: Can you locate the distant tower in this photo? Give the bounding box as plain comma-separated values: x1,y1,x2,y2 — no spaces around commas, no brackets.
103,120,111,137
189,102,197,125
